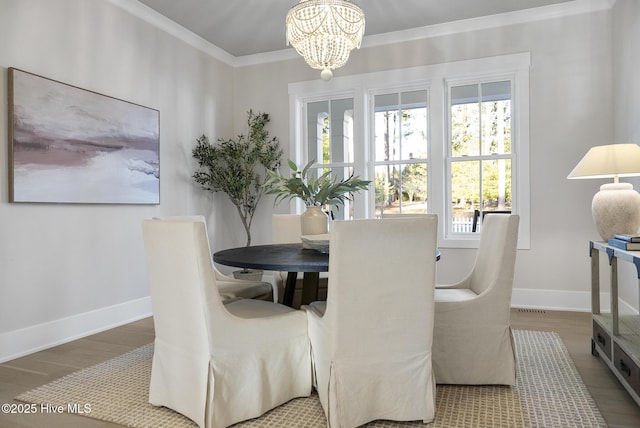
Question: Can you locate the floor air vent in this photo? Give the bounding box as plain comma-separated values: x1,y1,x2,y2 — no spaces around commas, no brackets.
516,308,547,314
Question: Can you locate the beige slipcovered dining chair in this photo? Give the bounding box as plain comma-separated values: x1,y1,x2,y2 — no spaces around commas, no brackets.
271,214,328,305
434,213,520,385
154,216,274,303
305,216,439,427
142,218,312,428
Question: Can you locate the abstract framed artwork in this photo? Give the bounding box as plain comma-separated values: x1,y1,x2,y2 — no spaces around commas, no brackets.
8,68,160,204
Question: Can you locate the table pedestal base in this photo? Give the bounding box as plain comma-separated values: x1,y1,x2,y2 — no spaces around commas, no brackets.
283,272,320,308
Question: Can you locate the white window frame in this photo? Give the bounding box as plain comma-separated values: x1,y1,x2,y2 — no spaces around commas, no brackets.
288,53,530,249
445,75,519,245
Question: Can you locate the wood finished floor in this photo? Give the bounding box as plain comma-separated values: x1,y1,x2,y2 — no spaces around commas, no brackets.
1,310,639,427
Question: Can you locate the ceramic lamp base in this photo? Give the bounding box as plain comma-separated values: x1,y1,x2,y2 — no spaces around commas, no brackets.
592,182,640,240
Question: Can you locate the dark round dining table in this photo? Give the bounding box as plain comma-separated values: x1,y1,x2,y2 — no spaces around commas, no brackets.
213,243,328,307
213,243,440,308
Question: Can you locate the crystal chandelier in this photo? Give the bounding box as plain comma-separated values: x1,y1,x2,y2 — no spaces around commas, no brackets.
286,0,365,81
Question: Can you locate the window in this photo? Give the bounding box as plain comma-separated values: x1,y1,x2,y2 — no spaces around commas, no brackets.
448,80,513,234
289,53,530,248
373,90,429,216
304,98,357,221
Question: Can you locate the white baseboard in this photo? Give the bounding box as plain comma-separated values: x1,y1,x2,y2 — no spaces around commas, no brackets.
0,297,152,363
2,289,636,363
512,288,639,315
512,288,591,312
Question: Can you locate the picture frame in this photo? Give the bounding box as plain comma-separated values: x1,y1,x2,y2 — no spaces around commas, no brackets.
8,68,160,204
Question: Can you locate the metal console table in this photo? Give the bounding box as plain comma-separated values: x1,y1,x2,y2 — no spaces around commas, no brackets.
590,240,640,405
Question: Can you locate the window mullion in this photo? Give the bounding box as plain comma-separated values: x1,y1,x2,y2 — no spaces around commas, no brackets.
450,154,511,161
429,82,446,240
352,87,368,218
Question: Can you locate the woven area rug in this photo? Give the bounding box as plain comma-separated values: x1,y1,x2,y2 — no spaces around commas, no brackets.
16,330,606,427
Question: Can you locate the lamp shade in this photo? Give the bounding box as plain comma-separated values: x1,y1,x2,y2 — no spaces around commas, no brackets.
567,143,640,180
568,143,640,240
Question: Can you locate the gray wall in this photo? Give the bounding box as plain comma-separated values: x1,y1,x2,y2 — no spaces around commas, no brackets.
0,0,237,361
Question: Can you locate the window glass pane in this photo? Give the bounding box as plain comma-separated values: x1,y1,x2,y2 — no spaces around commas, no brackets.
480,82,511,156
400,90,428,160
451,85,480,157
400,90,427,107
306,99,353,165
451,84,479,105
401,163,428,213
307,100,328,164
482,159,512,211
450,158,512,233
375,93,398,109
330,98,354,163
374,91,428,162
480,81,510,102
451,159,480,217
374,164,400,216
374,94,400,162
451,82,511,158
374,163,427,217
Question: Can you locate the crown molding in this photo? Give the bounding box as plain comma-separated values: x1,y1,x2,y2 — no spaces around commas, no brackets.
235,48,300,68
108,0,236,66
361,0,614,51
112,0,614,69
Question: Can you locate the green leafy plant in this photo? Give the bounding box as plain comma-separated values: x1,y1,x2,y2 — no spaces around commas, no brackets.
264,159,370,208
192,110,282,246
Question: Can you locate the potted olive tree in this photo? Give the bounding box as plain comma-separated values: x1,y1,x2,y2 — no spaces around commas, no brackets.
192,110,282,279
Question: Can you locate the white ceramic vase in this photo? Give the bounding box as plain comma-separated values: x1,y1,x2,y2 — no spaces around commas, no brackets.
301,206,329,237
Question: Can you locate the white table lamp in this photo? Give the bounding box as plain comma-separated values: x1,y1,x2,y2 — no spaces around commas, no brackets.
568,143,640,240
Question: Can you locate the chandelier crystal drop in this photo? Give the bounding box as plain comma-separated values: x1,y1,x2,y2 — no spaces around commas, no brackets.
286,0,365,81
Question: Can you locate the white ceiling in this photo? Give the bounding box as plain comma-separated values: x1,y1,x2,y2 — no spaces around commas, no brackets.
135,0,576,57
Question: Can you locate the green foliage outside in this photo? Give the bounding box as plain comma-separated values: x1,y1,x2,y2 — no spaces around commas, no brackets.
402,163,427,203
